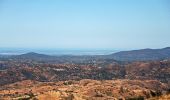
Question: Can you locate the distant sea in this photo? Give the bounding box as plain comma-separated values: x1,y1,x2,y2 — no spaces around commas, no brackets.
0,48,120,56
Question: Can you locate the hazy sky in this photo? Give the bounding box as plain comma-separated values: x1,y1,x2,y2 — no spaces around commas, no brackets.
0,0,170,50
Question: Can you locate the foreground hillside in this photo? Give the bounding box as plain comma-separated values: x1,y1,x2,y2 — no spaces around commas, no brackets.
149,94,170,100
0,79,169,100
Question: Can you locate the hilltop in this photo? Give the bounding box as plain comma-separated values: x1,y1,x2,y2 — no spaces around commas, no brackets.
110,47,170,61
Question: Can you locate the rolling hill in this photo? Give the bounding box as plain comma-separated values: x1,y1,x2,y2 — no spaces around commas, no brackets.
110,47,170,61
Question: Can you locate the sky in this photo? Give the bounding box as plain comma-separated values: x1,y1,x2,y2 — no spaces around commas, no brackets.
0,0,170,50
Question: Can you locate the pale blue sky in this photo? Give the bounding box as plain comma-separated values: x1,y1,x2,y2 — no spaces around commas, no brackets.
0,0,170,50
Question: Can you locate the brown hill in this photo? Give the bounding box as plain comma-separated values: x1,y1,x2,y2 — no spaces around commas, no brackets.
0,79,169,100
0,59,170,86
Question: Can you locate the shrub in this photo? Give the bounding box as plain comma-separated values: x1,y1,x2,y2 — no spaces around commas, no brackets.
126,96,144,100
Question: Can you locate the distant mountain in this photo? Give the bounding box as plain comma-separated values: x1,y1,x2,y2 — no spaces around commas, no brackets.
19,52,50,57
12,52,99,63
13,52,53,60
20,52,50,57
110,47,170,61
8,47,170,61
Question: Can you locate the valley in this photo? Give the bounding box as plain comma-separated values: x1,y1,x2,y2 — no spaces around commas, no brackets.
0,47,170,99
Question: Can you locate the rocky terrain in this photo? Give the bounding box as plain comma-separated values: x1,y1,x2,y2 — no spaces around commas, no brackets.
0,79,169,100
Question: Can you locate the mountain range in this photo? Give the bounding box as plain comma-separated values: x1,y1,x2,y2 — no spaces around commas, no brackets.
6,47,170,61
109,47,170,61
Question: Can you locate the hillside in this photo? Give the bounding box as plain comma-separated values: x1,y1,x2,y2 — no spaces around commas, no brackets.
0,48,170,99
0,79,169,100
110,47,170,61
0,57,170,86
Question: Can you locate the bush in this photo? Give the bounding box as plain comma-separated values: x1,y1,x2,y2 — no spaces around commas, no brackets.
126,96,144,100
